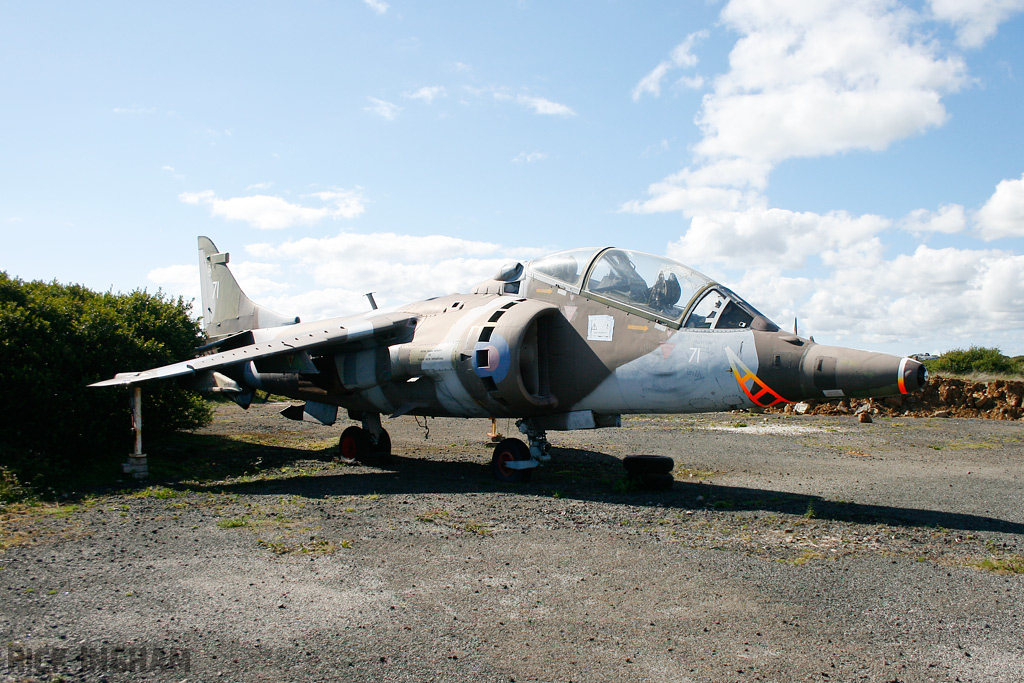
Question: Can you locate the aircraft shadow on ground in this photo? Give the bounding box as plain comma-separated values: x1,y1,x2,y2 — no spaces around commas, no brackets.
158,435,1024,536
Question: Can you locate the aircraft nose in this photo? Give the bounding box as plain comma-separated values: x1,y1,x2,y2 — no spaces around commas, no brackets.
794,345,929,400
899,357,928,394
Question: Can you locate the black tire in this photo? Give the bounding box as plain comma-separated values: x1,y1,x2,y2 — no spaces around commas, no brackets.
491,438,533,483
639,472,674,491
365,429,394,466
622,454,675,476
338,426,371,463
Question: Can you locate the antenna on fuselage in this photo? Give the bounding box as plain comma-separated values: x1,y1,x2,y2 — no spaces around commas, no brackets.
365,292,378,310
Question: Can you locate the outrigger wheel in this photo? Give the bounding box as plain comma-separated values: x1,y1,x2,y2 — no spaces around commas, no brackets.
622,455,675,491
338,426,392,465
491,438,533,483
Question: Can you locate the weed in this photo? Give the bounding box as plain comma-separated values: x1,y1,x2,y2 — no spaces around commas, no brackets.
963,556,1024,574
339,539,353,549
257,539,289,554
464,522,492,536
415,509,450,523
217,516,251,529
803,500,817,519
0,467,31,506
132,486,186,500
732,422,748,428
612,477,639,493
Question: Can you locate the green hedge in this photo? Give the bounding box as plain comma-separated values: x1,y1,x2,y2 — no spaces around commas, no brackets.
923,346,1024,377
0,273,211,487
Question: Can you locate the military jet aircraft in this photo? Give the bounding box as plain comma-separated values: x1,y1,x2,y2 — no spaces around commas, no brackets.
92,237,927,482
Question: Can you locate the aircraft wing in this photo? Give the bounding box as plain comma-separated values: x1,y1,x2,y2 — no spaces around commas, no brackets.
90,311,419,388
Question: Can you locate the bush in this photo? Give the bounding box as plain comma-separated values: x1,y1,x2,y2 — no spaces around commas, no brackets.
924,346,1022,377
0,273,211,487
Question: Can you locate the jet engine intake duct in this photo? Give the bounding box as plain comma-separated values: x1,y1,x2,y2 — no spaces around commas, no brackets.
469,300,559,415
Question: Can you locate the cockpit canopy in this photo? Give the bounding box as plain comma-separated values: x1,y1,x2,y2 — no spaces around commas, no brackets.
522,247,778,332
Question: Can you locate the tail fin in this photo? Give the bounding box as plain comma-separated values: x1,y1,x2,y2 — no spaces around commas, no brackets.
198,236,299,339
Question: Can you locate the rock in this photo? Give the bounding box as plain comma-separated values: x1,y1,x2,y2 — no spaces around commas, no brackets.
931,410,951,418
793,402,810,415
858,412,873,423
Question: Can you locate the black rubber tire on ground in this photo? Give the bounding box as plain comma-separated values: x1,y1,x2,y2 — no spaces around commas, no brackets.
364,429,394,466
491,438,533,483
622,454,675,476
638,472,675,491
338,426,371,463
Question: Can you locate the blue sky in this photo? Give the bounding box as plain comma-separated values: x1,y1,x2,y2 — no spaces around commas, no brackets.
3,0,1023,356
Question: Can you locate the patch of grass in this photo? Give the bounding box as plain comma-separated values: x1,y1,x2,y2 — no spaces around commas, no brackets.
612,477,639,493
217,516,251,529
256,539,289,554
676,467,719,480
963,556,1024,574
731,422,748,428
784,549,824,566
947,441,1000,450
464,522,492,536
131,486,186,499
415,508,450,523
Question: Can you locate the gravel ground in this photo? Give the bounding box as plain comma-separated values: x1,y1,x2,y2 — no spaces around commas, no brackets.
2,404,1023,682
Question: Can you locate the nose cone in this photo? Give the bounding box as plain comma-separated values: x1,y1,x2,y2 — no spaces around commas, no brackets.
799,345,927,400
751,334,930,403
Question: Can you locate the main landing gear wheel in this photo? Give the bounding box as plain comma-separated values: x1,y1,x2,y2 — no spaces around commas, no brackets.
338,426,392,465
491,438,533,483
622,455,675,491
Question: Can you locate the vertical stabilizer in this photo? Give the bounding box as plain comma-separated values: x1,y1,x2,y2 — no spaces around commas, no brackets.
198,236,298,338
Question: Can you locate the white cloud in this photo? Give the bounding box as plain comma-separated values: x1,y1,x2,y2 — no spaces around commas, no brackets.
975,173,1024,240
406,86,447,103
507,94,576,117
899,204,967,235
929,0,1024,48
698,0,966,166
616,0,1024,350
363,0,389,15
668,206,890,270
512,152,547,164
179,189,366,230
147,264,200,310
632,30,709,101
364,97,400,120
112,105,157,115
240,232,546,318
521,95,576,117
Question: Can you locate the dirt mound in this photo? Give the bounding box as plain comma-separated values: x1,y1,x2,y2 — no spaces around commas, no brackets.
770,376,1024,420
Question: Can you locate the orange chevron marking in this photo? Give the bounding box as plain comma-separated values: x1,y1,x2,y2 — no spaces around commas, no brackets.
725,347,791,408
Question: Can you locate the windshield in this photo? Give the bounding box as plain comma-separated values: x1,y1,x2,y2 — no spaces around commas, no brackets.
584,249,711,323
527,248,600,287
